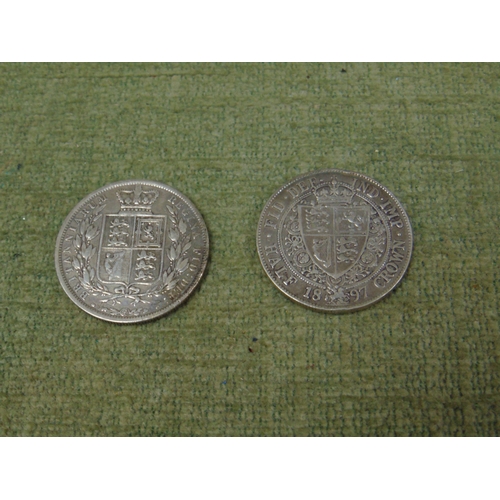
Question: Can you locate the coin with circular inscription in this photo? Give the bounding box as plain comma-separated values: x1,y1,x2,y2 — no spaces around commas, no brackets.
257,170,413,312
55,180,209,323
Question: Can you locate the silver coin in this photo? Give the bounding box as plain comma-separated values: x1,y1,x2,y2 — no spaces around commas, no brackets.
257,169,413,312
55,180,209,323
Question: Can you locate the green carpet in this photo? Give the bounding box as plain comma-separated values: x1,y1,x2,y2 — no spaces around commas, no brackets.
0,63,498,436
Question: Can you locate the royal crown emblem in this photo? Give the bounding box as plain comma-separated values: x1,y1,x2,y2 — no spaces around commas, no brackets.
312,179,355,205
116,185,159,212
298,180,370,278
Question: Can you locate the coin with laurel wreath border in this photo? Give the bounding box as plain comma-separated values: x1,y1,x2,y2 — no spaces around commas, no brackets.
257,169,413,312
55,180,209,323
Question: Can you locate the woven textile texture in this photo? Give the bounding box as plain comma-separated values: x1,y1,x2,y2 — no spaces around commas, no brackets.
0,63,498,436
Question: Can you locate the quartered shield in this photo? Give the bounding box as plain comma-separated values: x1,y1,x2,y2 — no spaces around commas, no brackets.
298,203,370,278
97,214,166,286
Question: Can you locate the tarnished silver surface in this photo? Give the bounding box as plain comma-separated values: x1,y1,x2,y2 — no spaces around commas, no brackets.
257,170,413,312
55,180,209,323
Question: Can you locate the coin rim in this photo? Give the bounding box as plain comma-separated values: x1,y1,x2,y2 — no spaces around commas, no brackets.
55,180,209,323
256,169,413,312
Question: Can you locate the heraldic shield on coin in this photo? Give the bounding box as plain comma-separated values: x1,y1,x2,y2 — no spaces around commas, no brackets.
55,181,209,323
257,170,413,312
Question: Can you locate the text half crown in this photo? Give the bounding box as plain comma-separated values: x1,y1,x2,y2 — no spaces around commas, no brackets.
117,185,159,212
313,180,354,205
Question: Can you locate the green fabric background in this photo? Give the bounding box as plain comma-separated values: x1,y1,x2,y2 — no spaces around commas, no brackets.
0,63,498,436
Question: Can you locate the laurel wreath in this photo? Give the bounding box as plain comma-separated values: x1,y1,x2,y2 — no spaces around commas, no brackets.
155,204,191,293
71,199,106,294
71,200,191,312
